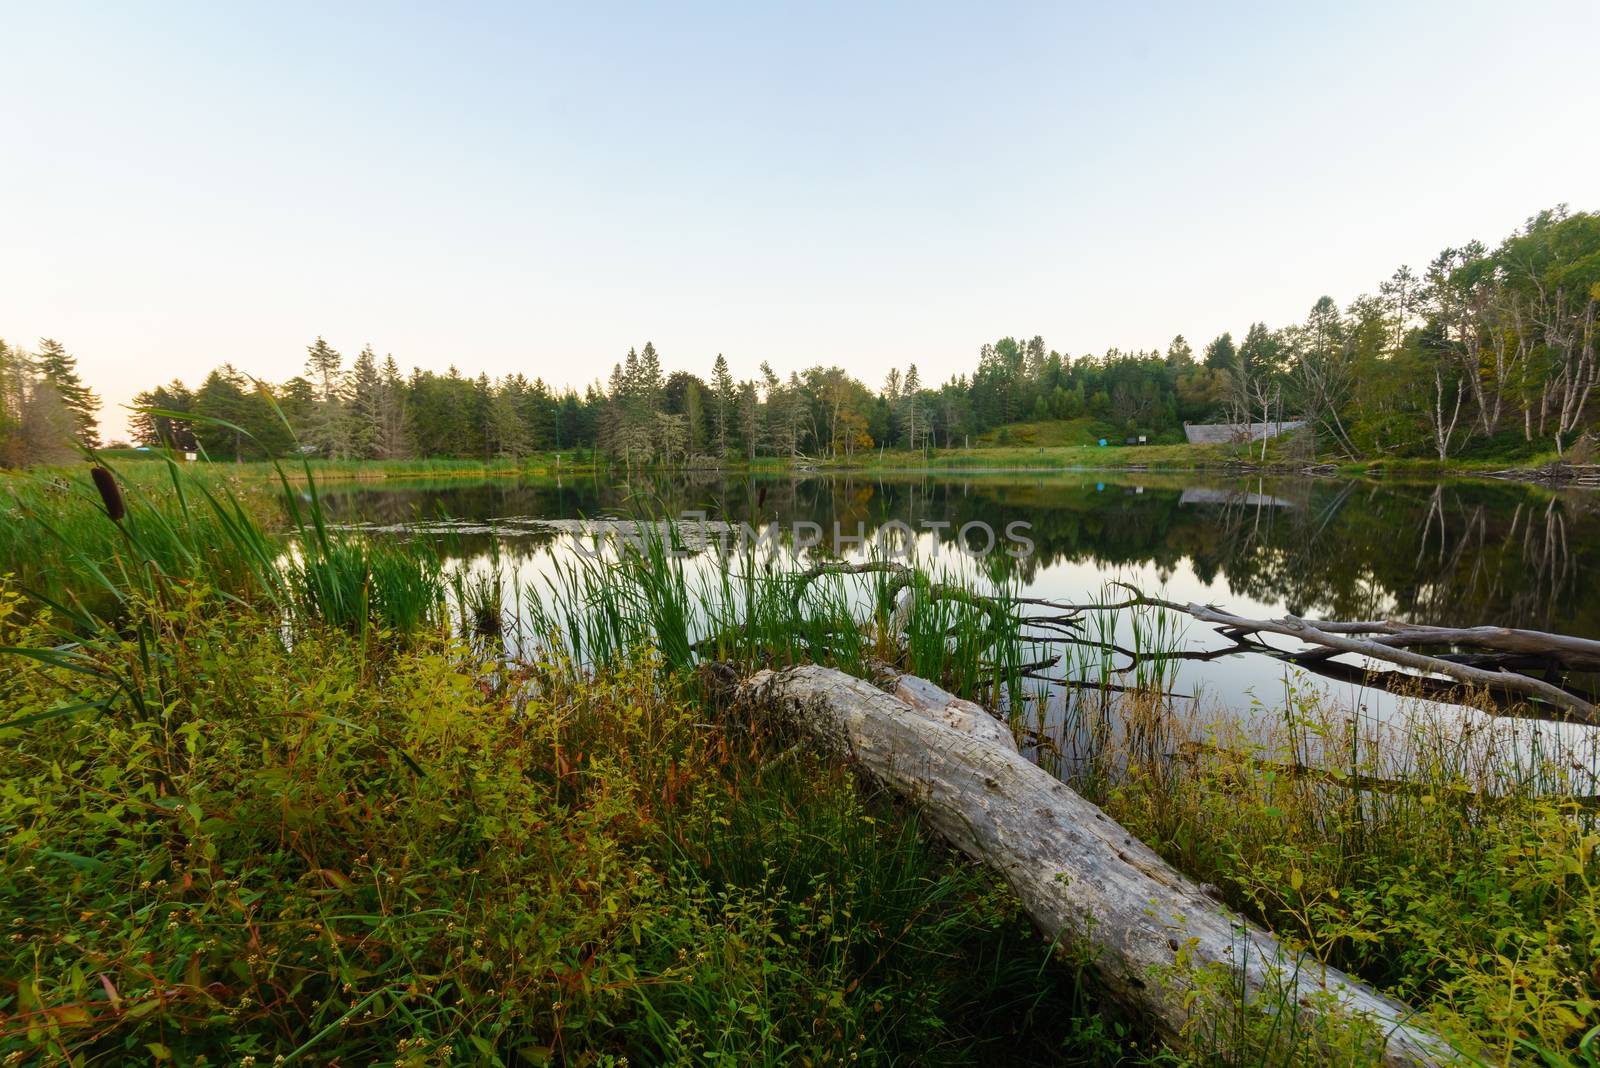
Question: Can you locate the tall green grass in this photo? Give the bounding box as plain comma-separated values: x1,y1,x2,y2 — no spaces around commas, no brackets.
510,516,1034,711
1,429,451,736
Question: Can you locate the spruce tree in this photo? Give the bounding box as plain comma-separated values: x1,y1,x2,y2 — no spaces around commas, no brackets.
348,344,382,459
711,353,734,457
378,356,410,458
900,364,922,451
34,338,100,448
0,339,23,466
303,337,348,457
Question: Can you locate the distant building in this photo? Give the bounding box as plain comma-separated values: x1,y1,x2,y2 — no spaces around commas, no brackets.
1182,420,1305,445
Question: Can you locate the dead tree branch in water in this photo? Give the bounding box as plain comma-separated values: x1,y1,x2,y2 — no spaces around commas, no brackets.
1018,582,1598,724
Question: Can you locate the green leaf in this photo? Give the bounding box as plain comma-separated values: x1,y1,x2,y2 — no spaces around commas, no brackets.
0,700,111,731
38,849,108,873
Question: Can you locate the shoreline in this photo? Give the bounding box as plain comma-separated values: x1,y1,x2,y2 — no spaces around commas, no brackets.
71,445,1595,488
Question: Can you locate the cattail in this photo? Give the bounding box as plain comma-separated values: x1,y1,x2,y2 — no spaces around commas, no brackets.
90,466,125,523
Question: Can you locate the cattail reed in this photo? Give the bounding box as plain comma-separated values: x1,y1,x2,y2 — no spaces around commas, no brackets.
90,466,125,523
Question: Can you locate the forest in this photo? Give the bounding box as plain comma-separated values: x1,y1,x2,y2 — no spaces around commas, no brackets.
1,205,1595,468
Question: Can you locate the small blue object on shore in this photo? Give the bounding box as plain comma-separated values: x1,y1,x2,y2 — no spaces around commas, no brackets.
1098,438,1107,447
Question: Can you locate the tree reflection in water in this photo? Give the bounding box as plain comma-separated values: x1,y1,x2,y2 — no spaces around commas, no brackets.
318,471,1598,639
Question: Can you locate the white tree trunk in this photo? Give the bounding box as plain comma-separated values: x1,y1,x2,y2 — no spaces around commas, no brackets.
742,665,1466,1066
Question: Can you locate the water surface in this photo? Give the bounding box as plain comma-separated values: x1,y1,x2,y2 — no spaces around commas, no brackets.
320,470,1600,762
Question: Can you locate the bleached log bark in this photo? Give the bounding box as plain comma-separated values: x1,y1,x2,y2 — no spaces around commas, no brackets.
889,672,1018,754
742,664,1466,1066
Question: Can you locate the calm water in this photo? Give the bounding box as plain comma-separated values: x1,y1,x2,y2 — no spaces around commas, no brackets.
319,470,1600,760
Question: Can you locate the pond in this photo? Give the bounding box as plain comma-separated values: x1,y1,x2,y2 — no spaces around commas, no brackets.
317,469,1600,774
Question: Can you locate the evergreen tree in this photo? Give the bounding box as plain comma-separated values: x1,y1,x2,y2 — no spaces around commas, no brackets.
377,356,410,458
193,367,252,461
1203,332,1237,371
1166,335,1195,367
34,338,99,447
0,339,25,466
899,364,922,451
130,380,199,451
710,353,734,457
738,381,759,461
303,337,348,457
347,344,383,459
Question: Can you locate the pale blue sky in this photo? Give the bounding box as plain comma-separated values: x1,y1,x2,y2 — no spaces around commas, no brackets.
4,1,1596,441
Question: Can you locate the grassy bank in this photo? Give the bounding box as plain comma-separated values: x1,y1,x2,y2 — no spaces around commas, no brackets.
4,456,1599,1063
92,451,612,482
0,458,1132,1065
1,596,1112,1065
81,427,1576,482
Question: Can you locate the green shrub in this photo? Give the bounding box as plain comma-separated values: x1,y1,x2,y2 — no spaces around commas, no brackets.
0,585,1123,1065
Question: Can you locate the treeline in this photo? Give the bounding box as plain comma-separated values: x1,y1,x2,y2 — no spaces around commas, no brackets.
14,203,1598,467
0,338,101,466
130,343,600,463
1218,206,1600,461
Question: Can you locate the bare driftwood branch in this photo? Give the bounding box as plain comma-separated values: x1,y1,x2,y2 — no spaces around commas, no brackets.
1018,582,1598,724
741,665,1464,1066
1188,605,1596,723
1293,619,1600,671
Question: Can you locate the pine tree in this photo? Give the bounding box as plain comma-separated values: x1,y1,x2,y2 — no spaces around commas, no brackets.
637,342,665,408
347,345,382,459
1203,332,1237,371
1166,335,1195,367
489,377,531,459
130,380,199,451
900,364,922,451
738,381,759,461
783,372,809,456
303,337,348,457
711,353,734,457
0,339,24,466
34,338,100,448
759,362,781,455
377,356,410,458
193,367,252,461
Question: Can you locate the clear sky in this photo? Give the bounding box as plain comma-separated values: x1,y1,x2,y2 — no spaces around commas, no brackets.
4,1,1596,443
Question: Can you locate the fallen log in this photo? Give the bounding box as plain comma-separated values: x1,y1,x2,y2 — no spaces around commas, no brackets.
741,664,1466,1066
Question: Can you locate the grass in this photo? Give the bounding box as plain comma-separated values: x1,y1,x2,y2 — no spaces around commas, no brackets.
1039,663,1600,1064
202,452,607,482
0,462,281,620
0,591,1123,1065
83,424,1580,483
